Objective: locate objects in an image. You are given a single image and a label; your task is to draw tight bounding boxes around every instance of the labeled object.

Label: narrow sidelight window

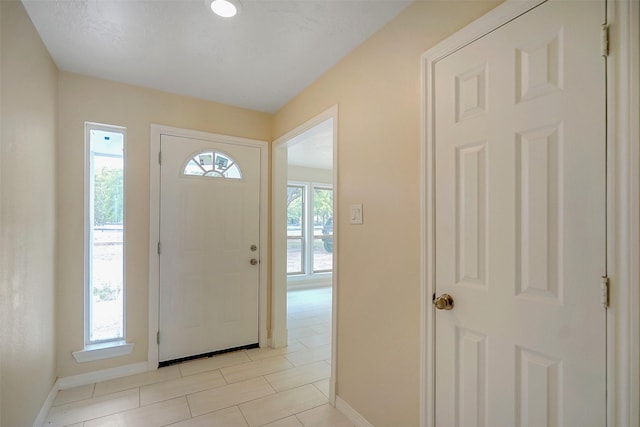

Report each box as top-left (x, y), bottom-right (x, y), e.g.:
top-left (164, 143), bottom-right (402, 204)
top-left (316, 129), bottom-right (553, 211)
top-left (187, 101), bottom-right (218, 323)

top-left (85, 123), bottom-right (126, 344)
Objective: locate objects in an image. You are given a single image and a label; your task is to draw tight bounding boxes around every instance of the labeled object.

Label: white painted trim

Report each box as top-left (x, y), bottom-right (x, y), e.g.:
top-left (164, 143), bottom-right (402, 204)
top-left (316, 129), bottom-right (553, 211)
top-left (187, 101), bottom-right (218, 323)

top-left (421, 0), bottom-right (545, 66)
top-left (271, 140), bottom-right (289, 349)
top-left (72, 341), bottom-right (134, 363)
top-left (57, 361), bottom-right (150, 390)
top-left (83, 122), bottom-right (128, 348)
top-left (329, 108), bottom-right (339, 407)
top-left (607, 0), bottom-right (640, 425)
top-left (148, 124), bottom-right (269, 367)
top-left (33, 381), bottom-right (59, 427)
top-left (335, 396), bottom-right (374, 427)
top-left (418, 1), bottom-right (639, 427)
top-left (272, 105), bottom-right (339, 406)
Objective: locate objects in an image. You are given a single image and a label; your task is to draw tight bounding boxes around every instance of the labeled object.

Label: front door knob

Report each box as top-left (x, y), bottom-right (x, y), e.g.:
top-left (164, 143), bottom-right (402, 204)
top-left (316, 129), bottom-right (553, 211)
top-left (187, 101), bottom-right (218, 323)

top-left (250, 258), bottom-right (258, 266)
top-left (433, 293), bottom-right (454, 310)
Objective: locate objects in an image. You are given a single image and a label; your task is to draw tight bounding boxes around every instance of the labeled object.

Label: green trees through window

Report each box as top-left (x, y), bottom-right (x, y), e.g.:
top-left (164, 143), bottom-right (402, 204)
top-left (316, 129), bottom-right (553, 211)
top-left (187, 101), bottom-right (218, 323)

top-left (94, 167), bottom-right (123, 226)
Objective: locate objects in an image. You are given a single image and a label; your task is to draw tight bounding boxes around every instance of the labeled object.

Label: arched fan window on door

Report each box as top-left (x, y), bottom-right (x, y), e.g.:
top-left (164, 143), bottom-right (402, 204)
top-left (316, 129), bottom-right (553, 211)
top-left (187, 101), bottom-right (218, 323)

top-left (183, 150), bottom-right (242, 179)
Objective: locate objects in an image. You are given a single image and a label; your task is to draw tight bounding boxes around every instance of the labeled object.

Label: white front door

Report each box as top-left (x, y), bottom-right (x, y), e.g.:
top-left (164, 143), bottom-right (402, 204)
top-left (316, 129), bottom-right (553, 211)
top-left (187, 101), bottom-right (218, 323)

top-left (159, 134), bottom-right (261, 363)
top-left (434, 1), bottom-right (606, 425)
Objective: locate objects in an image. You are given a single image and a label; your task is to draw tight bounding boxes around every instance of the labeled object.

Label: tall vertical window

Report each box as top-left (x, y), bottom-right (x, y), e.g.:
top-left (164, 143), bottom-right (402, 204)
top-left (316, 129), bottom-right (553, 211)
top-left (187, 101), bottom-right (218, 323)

top-left (287, 182), bottom-right (333, 277)
top-left (86, 123), bottom-right (125, 344)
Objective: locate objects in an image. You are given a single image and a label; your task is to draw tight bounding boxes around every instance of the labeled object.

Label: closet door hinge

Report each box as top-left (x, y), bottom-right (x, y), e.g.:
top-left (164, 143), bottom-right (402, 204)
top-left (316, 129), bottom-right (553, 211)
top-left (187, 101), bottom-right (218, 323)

top-left (601, 24), bottom-right (609, 57)
top-left (601, 276), bottom-right (610, 308)
top-left (158, 151), bottom-right (162, 165)
top-left (157, 331), bottom-right (160, 345)
top-left (157, 241), bottom-right (161, 255)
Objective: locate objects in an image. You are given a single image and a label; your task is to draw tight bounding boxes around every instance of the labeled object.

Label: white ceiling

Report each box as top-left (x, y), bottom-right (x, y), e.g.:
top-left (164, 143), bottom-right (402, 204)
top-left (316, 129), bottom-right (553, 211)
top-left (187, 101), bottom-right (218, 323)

top-left (22, 0), bottom-right (411, 113)
top-left (287, 117), bottom-right (333, 170)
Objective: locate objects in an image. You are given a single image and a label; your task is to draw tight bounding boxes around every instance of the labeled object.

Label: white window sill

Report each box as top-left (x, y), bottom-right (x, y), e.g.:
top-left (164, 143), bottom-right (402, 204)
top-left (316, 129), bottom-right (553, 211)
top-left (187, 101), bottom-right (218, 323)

top-left (72, 341), bottom-right (135, 363)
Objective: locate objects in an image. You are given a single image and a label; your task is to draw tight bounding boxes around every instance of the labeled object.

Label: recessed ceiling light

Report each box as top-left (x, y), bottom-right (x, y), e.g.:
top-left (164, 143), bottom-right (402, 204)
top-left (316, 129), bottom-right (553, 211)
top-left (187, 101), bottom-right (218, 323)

top-left (209, 0), bottom-right (239, 18)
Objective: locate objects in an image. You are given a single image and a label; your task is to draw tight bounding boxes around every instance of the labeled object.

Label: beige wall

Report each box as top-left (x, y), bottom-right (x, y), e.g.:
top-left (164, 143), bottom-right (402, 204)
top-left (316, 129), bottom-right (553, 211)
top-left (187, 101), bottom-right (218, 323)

top-left (0, 1), bottom-right (59, 425)
top-left (274, 2), bottom-right (499, 425)
top-left (57, 73), bottom-right (273, 377)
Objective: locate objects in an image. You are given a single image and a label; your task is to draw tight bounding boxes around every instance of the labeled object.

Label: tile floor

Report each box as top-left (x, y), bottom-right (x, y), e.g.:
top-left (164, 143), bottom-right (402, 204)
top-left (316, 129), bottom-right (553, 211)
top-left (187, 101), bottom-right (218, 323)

top-left (43, 287), bottom-right (352, 427)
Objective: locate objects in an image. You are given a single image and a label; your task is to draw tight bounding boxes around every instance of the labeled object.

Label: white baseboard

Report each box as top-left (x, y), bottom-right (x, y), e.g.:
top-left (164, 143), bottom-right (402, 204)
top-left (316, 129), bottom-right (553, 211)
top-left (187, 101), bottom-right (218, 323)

top-left (57, 361), bottom-right (151, 390)
top-left (336, 396), bottom-right (375, 427)
top-left (33, 381), bottom-right (59, 427)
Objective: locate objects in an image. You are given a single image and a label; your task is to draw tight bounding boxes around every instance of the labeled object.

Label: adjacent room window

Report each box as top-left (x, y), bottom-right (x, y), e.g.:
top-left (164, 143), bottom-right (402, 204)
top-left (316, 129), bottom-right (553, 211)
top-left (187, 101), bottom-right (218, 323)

top-left (312, 186), bottom-right (333, 273)
top-left (287, 185), bottom-right (305, 274)
top-left (287, 182), bottom-right (333, 276)
top-left (85, 123), bottom-right (126, 345)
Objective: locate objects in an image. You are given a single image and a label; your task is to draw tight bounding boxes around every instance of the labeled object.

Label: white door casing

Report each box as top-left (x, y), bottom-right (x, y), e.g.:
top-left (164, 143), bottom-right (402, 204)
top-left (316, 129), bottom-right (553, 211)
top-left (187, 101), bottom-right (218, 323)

top-left (148, 125), bottom-right (269, 367)
top-left (428, 0), bottom-right (606, 425)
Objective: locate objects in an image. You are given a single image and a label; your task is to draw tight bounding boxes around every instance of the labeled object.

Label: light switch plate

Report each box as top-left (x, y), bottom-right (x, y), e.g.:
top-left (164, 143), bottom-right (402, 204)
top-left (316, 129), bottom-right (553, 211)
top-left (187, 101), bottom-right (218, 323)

top-left (350, 204), bottom-right (363, 225)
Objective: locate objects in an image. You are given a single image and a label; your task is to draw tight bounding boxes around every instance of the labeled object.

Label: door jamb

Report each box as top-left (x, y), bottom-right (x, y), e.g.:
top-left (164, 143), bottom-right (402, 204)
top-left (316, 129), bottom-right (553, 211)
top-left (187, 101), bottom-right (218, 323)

top-left (606, 0), bottom-right (639, 425)
top-left (420, 0), bottom-right (639, 426)
top-left (271, 105), bottom-right (339, 404)
top-left (148, 124), bottom-right (269, 368)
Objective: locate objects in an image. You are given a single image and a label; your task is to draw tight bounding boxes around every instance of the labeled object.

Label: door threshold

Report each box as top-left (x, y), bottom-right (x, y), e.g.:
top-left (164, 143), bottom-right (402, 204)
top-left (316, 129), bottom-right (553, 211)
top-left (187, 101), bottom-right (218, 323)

top-left (158, 342), bottom-right (259, 368)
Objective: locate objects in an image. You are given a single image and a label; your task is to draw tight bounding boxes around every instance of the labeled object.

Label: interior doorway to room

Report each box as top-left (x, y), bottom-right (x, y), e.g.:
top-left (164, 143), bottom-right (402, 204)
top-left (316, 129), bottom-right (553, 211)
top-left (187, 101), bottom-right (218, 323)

top-left (271, 106), bottom-right (337, 402)
top-left (285, 118), bottom-right (334, 364)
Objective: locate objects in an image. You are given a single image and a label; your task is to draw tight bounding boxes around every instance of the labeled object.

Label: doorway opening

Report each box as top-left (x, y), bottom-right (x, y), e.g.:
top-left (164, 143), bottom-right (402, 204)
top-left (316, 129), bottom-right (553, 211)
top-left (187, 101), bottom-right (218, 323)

top-left (272, 106), bottom-right (338, 404)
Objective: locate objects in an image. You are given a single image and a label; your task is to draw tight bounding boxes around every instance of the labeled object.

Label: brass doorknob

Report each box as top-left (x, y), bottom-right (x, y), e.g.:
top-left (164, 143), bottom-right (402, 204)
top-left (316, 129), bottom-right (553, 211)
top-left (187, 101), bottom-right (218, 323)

top-left (433, 293), bottom-right (454, 310)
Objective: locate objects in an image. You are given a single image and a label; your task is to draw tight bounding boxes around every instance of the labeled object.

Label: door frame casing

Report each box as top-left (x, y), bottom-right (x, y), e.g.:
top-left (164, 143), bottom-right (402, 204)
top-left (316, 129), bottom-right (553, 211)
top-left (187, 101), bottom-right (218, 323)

top-left (148, 124), bottom-right (269, 368)
top-left (420, 0), bottom-right (640, 426)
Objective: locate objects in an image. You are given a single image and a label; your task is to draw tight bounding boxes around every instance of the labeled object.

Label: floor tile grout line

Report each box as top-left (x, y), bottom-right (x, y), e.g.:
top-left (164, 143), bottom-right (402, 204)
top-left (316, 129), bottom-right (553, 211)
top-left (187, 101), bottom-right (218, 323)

top-left (291, 400), bottom-right (332, 426)
top-left (177, 354), bottom-right (253, 378)
top-left (240, 384), bottom-right (329, 427)
top-left (139, 375), bottom-right (229, 408)
top-left (183, 381), bottom-right (278, 420)
top-left (237, 404), bottom-right (252, 427)
top-left (184, 390), bottom-right (195, 420)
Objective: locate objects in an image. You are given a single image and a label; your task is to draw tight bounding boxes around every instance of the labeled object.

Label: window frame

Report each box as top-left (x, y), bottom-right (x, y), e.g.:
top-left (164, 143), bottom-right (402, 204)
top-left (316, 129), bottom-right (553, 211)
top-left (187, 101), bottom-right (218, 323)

top-left (84, 122), bottom-right (127, 347)
top-left (311, 185), bottom-right (333, 274)
top-left (182, 150), bottom-right (243, 179)
top-left (287, 181), bottom-right (333, 279)
top-left (287, 184), bottom-right (306, 275)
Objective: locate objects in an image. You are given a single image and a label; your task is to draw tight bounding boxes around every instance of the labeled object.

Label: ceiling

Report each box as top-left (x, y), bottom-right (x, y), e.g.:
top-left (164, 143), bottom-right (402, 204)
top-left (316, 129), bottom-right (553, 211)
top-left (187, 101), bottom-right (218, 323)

top-left (22, 0), bottom-right (411, 113)
top-left (287, 118), bottom-right (333, 170)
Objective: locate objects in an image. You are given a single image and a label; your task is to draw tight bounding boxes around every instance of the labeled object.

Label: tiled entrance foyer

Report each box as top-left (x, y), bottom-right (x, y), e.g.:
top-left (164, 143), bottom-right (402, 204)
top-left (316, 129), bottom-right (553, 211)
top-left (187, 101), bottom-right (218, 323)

top-left (44, 287), bottom-right (352, 427)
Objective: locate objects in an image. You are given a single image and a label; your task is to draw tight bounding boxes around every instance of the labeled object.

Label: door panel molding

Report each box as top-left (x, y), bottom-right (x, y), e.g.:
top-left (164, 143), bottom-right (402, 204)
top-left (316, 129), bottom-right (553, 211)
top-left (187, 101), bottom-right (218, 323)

top-left (421, 0), bottom-right (639, 426)
top-left (148, 124), bottom-right (269, 369)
